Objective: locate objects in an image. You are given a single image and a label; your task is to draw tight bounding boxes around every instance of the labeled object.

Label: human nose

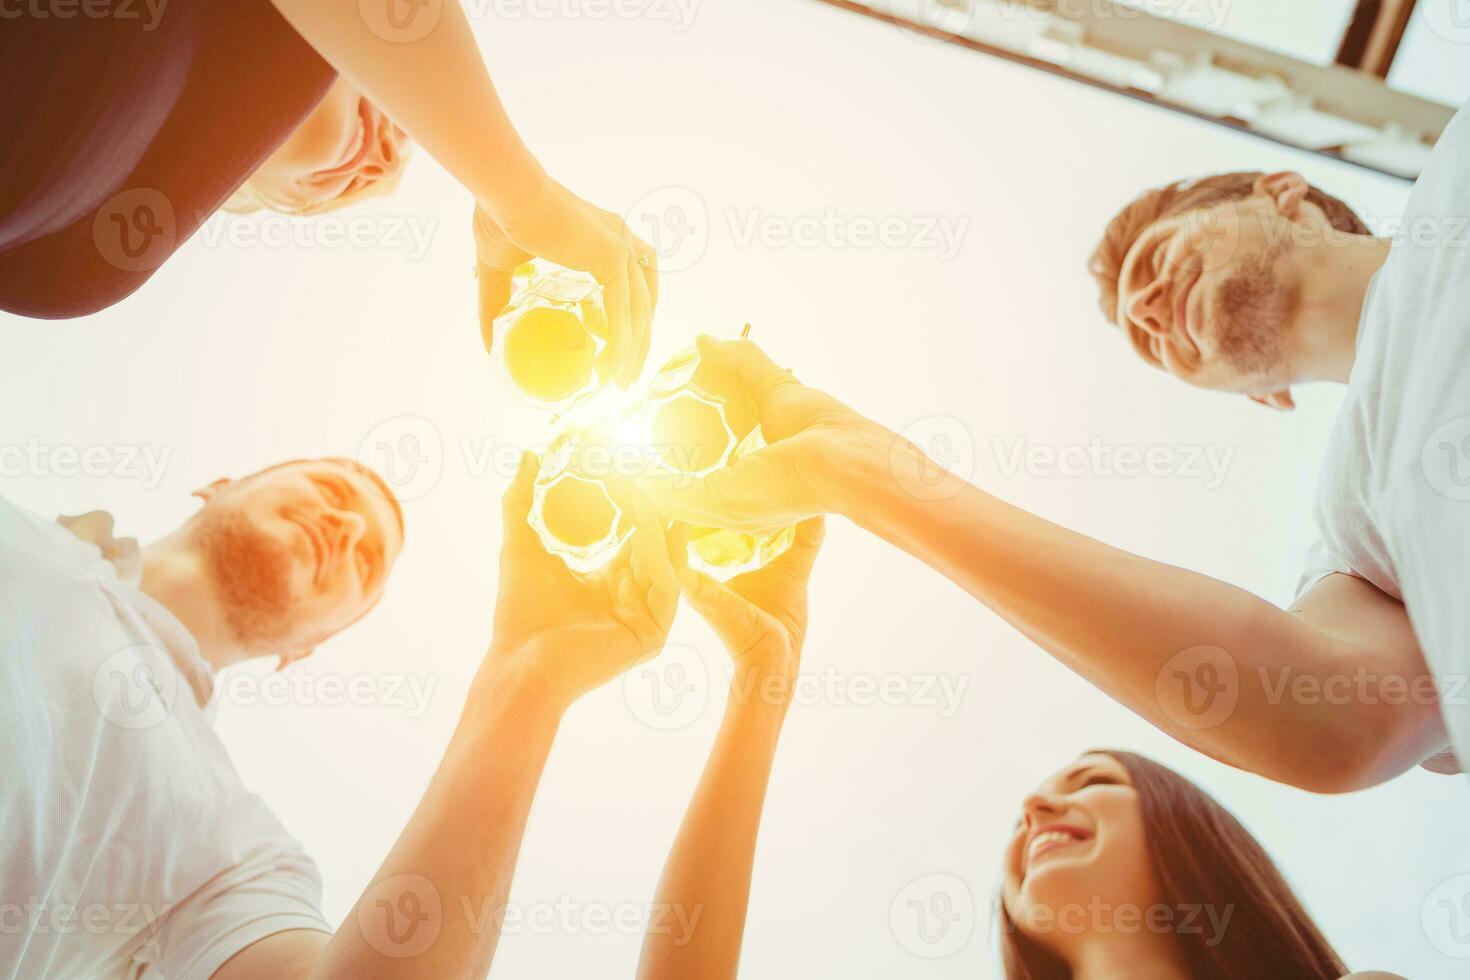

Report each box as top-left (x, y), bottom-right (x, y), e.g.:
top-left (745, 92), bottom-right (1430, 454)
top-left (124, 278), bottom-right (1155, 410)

top-left (1126, 276), bottom-right (1171, 339)
top-left (322, 508), bottom-right (366, 555)
top-left (1020, 790), bottom-right (1067, 830)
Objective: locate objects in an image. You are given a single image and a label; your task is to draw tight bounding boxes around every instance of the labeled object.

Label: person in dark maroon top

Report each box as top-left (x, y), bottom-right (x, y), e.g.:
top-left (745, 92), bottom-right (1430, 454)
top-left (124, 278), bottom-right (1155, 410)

top-left (0, 0), bottom-right (657, 383)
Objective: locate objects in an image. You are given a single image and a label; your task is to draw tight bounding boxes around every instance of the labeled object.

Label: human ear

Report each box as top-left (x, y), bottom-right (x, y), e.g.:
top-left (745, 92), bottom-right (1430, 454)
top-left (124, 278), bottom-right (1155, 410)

top-left (1254, 172), bottom-right (1309, 219)
top-left (192, 477), bottom-right (231, 503)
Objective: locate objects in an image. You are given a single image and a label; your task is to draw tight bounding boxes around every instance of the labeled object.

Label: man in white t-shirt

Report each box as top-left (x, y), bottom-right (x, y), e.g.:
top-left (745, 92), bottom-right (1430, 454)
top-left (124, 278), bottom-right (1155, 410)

top-left (0, 457), bottom-right (406, 978)
top-left (1086, 106), bottom-right (1470, 775)
top-left (3, 451), bottom-right (682, 980)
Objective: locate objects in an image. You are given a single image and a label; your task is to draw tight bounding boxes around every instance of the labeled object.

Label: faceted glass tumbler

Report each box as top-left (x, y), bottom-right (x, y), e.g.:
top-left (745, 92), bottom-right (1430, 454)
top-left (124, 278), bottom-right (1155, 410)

top-left (528, 424), bottom-right (632, 575)
top-left (638, 347), bottom-right (795, 581)
top-left (492, 263), bottom-right (610, 414)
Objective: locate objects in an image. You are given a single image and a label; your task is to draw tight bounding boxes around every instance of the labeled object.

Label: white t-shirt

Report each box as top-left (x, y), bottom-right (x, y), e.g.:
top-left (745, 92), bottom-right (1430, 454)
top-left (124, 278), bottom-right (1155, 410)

top-left (1298, 99), bottom-right (1470, 773)
top-left (0, 497), bottom-right (330, 980)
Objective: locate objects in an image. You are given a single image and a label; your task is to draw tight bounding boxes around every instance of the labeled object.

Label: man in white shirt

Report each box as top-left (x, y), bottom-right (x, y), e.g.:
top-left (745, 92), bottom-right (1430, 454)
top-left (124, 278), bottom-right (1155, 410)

top-left (0, 457), bottom-right (405, 978)
top-left (2, 451), bottom-right (681, 979)
top-left (1087, 104), bottom-right (1470, 776)
top-left (633, 106), bottom-right (1470, 794)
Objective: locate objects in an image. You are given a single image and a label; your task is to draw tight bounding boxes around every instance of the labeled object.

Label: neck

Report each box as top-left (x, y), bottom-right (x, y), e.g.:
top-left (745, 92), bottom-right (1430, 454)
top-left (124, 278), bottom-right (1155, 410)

top-left (140, 532), bottom-right (247, 672)
top-left (1288, 233), bottom-right (1392, 384)
top-left (1065, 928), bottom-right (1191, 980)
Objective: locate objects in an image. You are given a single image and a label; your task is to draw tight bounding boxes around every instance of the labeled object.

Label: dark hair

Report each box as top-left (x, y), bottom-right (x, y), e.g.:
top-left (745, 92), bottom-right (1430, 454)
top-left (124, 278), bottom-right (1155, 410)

top-left (998, 750), bottom-right (1347, 980)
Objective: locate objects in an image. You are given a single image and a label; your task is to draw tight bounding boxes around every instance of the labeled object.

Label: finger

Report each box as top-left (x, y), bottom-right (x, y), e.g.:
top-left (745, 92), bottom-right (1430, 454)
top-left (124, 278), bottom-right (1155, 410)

top-left (624, 250), bottom-right (652, 387)
top-left (477, 264), bottom-right (515, 351)
top-left (693, 334), bottom-right (795, 411)
top-left (629, 492), bottom-right (678, 621)
top-left (770, 516), bottom-right (826, 578)
top-left (600, 270), bottom-right (634, 388)
top-left (638, 453), bottom-right (800, 532)
top-left (501, 451), bottom-right (545, 553)
top-left (633, 233), bottom-right (660, 312)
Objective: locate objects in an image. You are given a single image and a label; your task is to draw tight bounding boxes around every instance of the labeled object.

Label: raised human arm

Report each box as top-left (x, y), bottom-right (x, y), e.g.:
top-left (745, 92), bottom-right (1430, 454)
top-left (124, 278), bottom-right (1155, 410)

top-left (214, 456), bottom-right (678, 979)
top-left (266, 0), bottom-right (656, 382)
top-left (640, 337), bottom-right (1447, 793)
top-left (637, 520), bottom-right (825, 980)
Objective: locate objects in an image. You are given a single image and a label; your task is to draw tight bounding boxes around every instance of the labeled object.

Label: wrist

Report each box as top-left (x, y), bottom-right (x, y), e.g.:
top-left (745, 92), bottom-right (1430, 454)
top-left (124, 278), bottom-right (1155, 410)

top-left (476, 160), bottom-right (554, 234)
top-left (728, 662), bottom-right (798, 713)
top-left (469, 641), bottom-right (572, 726)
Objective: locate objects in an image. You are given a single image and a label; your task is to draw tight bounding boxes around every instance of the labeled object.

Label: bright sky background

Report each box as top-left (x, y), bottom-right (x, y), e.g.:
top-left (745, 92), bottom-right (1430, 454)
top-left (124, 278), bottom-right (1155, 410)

top-left (3, 1), bottom-right (1469, 977)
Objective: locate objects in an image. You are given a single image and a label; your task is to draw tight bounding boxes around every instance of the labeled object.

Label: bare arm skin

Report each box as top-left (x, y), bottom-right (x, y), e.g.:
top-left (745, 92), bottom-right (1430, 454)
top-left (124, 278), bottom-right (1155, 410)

top-left (214, 458), bottom-right (679, 978)
top-left (267, 0), bottom-right (656, 383)
top-left (640, 336), bottom-right (1449, 794)
top-left (637, 520), bottom-right (825, 980)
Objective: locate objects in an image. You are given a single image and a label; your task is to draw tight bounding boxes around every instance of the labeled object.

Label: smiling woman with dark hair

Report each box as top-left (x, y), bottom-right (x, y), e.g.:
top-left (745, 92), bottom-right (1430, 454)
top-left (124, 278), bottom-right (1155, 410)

top-left (999, 751), bottom-right (1362, 980)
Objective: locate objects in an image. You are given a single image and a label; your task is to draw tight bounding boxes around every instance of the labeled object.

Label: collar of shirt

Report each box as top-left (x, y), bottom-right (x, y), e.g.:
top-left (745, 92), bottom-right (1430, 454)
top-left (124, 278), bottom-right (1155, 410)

top-left (57, 509), bottom-right (217, 711)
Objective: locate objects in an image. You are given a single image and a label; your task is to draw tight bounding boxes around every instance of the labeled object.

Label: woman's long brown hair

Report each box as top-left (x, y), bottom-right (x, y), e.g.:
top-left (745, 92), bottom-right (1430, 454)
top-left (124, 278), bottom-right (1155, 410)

top-left (999, 750), bottom-right (1348, 980)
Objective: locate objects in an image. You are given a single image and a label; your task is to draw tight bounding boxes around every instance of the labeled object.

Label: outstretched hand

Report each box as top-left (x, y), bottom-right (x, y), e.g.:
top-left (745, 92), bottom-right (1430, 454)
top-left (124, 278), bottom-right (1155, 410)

top-left (486, 452), bottom-right (679, 707)
top-left (475, 185), bottom-right (659, 388)
top-left (638, 335), bottom-right (882, 532)
top-left (673, 518), bottom-right (826, 687)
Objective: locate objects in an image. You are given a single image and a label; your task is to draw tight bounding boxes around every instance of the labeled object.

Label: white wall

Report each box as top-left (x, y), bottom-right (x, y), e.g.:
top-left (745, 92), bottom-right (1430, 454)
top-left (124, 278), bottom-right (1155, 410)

top-left (2, 1), bottom-right (1467, 977)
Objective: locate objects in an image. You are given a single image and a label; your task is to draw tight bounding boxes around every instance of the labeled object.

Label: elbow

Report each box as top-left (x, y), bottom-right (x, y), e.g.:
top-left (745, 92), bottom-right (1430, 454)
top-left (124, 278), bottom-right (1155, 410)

top-left (1266, 707), bottom-right (1425, 794)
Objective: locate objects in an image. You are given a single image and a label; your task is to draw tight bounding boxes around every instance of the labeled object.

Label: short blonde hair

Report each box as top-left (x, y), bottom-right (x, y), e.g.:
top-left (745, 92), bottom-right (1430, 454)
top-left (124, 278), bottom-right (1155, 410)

top-left (1089, 172), bottom-right (1369, 330)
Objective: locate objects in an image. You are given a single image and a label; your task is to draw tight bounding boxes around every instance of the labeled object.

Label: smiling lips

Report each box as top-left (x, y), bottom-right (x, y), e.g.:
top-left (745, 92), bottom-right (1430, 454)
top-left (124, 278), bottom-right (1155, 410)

top-left (1025, 825), bottom-right (1094, 873)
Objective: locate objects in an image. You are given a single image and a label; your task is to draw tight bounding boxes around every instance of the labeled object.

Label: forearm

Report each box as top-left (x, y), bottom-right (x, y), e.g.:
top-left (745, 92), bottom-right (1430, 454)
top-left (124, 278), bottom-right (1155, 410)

top-left (310, 655), bottom-right (563, 979)
top-left (833, 432), bottom-right (1416, 790)
top-left (638, 687), bottom-right (789, 980)
top-left (268, 0), bottom-right (545, 215)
